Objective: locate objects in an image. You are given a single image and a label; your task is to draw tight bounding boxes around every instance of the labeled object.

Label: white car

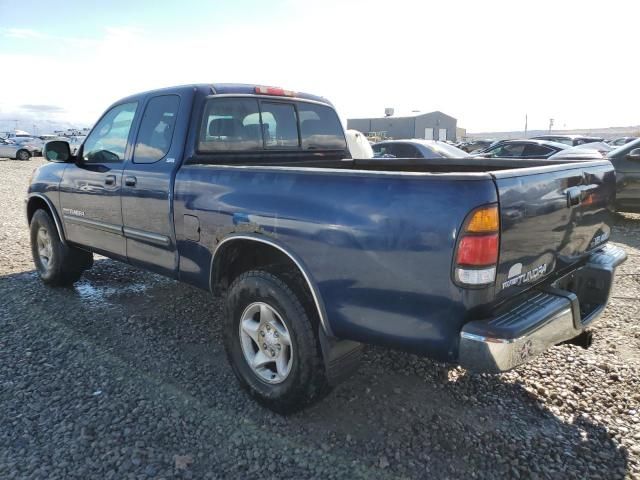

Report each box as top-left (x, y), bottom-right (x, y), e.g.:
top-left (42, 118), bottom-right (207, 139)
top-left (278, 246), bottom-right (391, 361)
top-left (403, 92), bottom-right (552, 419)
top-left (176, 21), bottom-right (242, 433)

top-left (0, 138), bottom-right (40, 160)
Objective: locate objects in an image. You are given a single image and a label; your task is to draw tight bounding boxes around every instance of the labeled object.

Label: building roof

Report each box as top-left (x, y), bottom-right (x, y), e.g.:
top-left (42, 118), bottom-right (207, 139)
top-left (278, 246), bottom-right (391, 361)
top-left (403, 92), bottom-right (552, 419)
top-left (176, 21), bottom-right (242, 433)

top-left (349, 110), bottom-right (456, 121)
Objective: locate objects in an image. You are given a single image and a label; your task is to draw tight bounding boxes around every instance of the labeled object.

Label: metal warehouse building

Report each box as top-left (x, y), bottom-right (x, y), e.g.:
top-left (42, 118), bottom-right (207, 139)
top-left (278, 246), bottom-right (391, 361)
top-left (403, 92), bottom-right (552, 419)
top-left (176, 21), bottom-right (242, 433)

top-left (347, 110), bottom-right (458, 141)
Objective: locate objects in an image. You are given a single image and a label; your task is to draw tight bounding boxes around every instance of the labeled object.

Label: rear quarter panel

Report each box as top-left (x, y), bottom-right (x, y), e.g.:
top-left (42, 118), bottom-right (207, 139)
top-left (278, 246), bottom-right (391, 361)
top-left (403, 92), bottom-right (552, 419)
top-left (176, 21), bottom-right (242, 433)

top-left (174, 165), bottom-right (498, 361)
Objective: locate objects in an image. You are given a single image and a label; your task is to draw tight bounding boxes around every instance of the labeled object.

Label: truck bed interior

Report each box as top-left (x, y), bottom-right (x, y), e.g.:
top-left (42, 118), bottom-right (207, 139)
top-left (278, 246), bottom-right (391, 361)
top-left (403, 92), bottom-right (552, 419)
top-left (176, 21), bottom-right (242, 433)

top-left (344, 157), bottom-right (600, 173)
top-left (189, 152), bottom-right (608, 175)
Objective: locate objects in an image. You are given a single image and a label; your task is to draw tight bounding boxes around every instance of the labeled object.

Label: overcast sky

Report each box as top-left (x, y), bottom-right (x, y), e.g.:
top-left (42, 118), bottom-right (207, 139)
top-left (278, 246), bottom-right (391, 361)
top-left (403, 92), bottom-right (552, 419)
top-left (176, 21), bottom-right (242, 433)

top-left (0, 0), bottom-right (638, 133)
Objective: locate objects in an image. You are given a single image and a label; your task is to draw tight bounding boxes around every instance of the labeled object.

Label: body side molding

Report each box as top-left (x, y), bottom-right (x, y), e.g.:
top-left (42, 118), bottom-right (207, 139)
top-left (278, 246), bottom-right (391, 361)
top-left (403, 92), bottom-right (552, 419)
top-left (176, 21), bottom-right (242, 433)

top-left (63, 214), bottom-right (123, 235)
top-left (123, 226), bottom-right (171, 247)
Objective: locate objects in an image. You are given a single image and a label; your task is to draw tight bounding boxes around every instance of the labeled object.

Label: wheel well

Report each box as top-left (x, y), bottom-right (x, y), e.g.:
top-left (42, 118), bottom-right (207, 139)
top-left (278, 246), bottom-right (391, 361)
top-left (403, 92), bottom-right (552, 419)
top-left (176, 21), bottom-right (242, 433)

top-left (211, 239), bottom-right (322, 327)
top-left (26, 197), bottom-right (65, 243)
top-left (26, 197), bottom-right (50, 224)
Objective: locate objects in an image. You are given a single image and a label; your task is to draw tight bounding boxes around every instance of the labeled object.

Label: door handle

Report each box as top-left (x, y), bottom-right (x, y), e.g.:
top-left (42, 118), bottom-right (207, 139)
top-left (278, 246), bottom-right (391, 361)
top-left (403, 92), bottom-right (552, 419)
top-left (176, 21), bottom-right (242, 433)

top-left (104, 175), bottom-right (116, 186)
top-left (566, 187), bottom-right (581, 207)
top-left (124, 176), bottom-right (137, 187)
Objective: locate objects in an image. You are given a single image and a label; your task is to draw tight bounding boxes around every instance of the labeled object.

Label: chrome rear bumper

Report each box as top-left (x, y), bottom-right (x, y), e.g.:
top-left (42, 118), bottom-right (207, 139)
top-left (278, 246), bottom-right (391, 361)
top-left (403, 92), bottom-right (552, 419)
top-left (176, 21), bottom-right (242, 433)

top-left (459, 244), bottom-right (626, 373)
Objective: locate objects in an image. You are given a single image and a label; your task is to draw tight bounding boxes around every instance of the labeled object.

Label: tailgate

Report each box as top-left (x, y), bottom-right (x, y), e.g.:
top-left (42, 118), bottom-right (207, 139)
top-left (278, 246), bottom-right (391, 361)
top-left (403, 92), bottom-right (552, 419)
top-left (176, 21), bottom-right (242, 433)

top-left (493, 160), bottom-right (616, 301)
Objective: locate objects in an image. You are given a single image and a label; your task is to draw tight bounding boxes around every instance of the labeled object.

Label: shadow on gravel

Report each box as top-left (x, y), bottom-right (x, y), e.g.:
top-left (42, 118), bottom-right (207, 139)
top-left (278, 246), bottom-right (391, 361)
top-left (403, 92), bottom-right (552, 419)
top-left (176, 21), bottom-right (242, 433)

top-left (0, 258), bottom-right (630, 479)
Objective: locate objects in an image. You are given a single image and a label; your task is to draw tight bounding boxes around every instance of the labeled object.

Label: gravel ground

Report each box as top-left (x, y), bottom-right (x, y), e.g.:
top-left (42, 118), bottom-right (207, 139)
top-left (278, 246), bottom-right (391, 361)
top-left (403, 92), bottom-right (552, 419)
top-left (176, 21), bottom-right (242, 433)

top-left (1, 157), bottom-right (639, 479)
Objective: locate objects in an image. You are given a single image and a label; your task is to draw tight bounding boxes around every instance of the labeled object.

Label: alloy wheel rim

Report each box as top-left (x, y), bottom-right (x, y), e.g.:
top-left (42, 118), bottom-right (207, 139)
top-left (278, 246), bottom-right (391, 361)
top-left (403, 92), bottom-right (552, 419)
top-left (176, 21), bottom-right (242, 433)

top-left (36, 227), bottom-right (53, 269)
top-left (238, 302), bottom-right (293, 384)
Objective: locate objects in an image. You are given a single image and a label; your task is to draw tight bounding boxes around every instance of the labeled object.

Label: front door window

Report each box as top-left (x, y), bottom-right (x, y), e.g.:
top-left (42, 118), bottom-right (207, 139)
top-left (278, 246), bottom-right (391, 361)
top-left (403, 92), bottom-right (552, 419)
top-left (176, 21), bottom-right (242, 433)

top-left (83, 102), bottom-right (138, 163)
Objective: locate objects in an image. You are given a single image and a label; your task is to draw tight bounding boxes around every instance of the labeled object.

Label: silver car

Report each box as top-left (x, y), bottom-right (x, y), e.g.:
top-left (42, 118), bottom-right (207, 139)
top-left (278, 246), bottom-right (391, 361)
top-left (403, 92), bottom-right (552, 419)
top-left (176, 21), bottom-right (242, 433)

top-left (0, 138), bottom-right (39, 160)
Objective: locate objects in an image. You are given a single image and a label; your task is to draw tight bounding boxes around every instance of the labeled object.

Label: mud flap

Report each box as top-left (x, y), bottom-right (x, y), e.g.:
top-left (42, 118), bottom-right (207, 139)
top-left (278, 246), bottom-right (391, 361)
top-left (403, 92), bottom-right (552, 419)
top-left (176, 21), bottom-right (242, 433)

top-left (318, 327), bottom-right (363, 387)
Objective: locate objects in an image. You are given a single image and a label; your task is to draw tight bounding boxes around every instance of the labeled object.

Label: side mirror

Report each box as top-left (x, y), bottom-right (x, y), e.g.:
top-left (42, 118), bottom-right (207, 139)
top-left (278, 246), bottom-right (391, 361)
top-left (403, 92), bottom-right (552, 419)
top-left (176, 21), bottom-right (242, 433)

top-left (626, 148), bottom-right (640, 161)
top-left (44, 140), bottom-right (73, 163)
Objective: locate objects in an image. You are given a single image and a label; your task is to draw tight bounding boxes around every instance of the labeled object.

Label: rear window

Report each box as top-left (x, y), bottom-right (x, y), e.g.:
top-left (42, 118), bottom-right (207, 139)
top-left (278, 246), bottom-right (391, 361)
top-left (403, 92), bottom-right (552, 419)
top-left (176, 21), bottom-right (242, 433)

top-left (261, 102), bottom-right (299, 148)
top-left (198, 97), bottom-right (346, 153)
top-left (199, 98), bottom-right (263, 152)
top-left (298, 103), bottom-right (346, 150)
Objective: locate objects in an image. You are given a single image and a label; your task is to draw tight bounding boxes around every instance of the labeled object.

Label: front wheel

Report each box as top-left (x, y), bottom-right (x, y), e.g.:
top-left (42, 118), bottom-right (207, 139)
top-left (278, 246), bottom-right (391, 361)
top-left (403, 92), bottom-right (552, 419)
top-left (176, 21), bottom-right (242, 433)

top-left (30, 209), bottom-right (93, 286)
top-left (224, 270), bottom-right (330, 413)
top-left (16, 149), bottom-right (31, 161)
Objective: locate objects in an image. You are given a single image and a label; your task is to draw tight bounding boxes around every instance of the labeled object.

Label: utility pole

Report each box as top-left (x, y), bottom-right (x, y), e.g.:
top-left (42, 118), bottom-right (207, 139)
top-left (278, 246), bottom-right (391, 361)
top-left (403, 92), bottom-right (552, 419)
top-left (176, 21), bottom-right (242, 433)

top-left (524, 114), bottom-right (528, 137)
top-left (548, 118), bottom-right (554, 134)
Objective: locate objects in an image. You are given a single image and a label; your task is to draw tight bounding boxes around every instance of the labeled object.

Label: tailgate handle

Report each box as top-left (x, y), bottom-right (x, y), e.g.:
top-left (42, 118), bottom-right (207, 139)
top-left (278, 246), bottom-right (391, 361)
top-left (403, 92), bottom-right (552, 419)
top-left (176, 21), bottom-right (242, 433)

top-left (566, 187), bottom-right (581, 207)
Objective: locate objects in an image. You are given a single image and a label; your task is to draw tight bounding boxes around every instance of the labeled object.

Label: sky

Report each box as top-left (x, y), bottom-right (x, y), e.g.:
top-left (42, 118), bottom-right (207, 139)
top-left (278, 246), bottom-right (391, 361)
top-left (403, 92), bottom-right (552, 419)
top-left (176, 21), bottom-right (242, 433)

top-left (0, 0), bottom-right (638, 134)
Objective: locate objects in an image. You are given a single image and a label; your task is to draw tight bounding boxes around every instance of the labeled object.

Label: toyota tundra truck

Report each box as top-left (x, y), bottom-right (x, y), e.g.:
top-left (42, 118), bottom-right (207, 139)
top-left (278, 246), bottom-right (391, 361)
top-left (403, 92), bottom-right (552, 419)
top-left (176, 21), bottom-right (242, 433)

top-left (28, 83), bottom-right (626, 412)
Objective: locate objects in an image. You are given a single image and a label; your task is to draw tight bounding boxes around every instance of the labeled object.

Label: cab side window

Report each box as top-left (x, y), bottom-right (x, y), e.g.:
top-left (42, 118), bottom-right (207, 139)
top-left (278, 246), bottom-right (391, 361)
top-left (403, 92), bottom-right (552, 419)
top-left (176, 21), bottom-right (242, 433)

top-left (393, 143), bottom-right (421, 158)
top-left (373, 144), bottom-right (396, 157)
top-left (83, 102), bottom-right (138, 163)
top-left (523, 144), bottom-right (554, 158)
top-left (491, 143), bottom-right (526, 157)
top-left (134, 95), bottom-right (180, 163)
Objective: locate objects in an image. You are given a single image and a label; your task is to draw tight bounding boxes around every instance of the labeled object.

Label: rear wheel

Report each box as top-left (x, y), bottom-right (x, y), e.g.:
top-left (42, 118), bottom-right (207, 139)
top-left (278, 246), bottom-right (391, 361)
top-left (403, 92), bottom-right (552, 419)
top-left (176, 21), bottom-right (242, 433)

top-left (30, 209), bottom-right (93, 286)
top-left (224, 270), bottom-right (330, 413)
top-left (16, 149), bottom-right (31, 161)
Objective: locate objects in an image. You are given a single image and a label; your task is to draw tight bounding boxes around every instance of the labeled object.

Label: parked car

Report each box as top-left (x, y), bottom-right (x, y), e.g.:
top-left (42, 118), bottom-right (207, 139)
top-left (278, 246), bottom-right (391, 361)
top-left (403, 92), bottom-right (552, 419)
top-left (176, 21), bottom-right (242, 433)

top-left (531, 135), bottom-right (604, 146)
top-left (607, 136), bottom-right (638, 147)
top-left (458, 139), bottom-right (495, 153)
top-left (606, 137), bottom-right (640, 213)
top-left (372, 139), bottom-right (469, 158)
top-left (12, 136), bottom-right (44, 156)
top-left (474, 139), bottom-right (568, 159)
top-left (29, 83), bottom-right (625, 412)
top-left (0, 138), bottom-right (39, 160)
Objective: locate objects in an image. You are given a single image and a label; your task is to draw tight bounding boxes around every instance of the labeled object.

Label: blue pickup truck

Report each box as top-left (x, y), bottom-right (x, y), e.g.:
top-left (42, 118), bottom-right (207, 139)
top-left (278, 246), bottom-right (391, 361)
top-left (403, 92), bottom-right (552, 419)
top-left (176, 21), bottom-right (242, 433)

top-left (29, 84), bottom-right (626, 412)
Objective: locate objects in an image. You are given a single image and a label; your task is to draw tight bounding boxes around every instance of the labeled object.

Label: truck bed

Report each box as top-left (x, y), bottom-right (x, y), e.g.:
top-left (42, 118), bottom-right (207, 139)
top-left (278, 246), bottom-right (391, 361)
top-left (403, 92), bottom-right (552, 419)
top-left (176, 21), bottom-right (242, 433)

top-left (176, 155), bottom-right (614, 360)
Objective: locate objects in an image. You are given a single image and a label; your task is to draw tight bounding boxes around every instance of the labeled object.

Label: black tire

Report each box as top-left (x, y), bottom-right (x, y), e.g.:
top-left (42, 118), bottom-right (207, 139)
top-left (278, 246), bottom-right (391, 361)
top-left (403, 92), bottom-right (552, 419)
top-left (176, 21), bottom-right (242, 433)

top-left (30, 209), bottom-right (93, 286)
top-left (224, 270), bottom-right (330, 413)
top-left (16, 149), bottom-right (31, 161)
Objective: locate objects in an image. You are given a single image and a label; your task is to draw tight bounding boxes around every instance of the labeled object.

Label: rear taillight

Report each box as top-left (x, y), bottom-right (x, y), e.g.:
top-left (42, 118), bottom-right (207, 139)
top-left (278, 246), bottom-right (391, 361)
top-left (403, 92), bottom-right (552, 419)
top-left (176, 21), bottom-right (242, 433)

top-left (454, 205), bottom-right (500, 287)
top-left (457, 234), bottom-right (499, 265)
